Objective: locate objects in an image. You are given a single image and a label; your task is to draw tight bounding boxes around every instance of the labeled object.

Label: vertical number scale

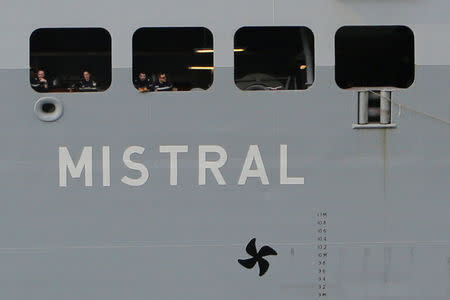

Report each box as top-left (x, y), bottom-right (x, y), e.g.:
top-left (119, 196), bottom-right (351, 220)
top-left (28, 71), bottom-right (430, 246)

top-left (316, 212), bottom-right (328, 298)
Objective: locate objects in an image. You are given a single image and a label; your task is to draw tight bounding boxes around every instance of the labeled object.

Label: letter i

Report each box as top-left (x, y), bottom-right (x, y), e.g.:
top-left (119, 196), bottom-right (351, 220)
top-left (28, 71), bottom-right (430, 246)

top-left (103, 146), bottom-right (110, 187)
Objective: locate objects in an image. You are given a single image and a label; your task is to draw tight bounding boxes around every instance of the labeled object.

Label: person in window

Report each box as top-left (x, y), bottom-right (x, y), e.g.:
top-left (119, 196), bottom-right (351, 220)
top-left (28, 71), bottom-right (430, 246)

top-left (31, 69), bottom-right (49, 92)
top-left (77, 70), bottom-right (98, 92)
top-left (134, 72), bottom-right (154, 93)
top-left (154, 73), bottom-right (173, 91)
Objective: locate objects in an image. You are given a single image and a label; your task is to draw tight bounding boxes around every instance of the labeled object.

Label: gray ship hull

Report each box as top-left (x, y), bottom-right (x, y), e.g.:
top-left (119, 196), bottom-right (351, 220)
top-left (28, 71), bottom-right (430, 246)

top-left (0, 66), bottom-right (449, 299)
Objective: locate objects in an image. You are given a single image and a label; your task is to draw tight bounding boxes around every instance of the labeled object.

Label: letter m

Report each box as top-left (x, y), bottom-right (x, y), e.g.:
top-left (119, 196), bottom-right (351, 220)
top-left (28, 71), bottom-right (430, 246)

top-left (59, 146), bottom-right (93, 187)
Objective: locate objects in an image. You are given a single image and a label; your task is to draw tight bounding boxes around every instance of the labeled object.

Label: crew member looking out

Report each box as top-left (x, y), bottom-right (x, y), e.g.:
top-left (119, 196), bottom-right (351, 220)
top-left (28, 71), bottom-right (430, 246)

top-left (134, 72), bottom-right (154, 92)
top-left (154, 73), bottom-right (173, 91)
top-left (31, 69), bottom-right (49, 92)
top-left (77, 70), bottom-right (98, 92)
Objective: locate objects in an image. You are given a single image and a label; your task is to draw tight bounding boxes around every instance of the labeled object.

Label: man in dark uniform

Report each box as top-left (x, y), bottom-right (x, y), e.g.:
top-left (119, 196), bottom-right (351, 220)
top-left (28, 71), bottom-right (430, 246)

top-left (78, 70), bottom-right (98, 92)
top-left (134, 72), bottom-right (153, 93)
top-left (154, 73), bottom-right (174, 91)
top-left (30, 69), bottom-right (49, 92)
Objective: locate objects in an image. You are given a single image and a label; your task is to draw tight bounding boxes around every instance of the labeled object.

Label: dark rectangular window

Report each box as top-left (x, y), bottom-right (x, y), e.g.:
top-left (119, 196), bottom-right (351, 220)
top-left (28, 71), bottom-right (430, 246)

top-left (335, 26), bottom-right (414, 89)
top-left (234, 26), bottom-right (314, 91)
top-left (132, 27), bottom-right (213, 92)
top-left (30, 28), bottom-right (111, 93)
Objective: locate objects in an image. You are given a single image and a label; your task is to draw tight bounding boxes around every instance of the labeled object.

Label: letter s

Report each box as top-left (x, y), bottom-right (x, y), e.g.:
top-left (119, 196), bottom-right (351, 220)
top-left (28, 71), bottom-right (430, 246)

top-left (121, 146), bottom-right (149, 186)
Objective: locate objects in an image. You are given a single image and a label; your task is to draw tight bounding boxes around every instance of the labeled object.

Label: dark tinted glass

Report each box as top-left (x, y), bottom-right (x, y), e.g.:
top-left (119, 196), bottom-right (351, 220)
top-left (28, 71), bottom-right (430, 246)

top-left (335, 26), bottom-right (414, 89)
top-left (30, 28), bottom-right (111, 93)
top-left (133, 27), bottom-right (213, 92)
top-left (234, 27), bottom-right (314, 91)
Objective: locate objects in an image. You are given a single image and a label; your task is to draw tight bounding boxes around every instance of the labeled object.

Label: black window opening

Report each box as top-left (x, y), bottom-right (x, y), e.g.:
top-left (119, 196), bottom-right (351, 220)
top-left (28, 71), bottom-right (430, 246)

top-left (234, 26), bottom-right (314, 91)
top-left (133, 27), bottom-right (213, 92)
top-left (335, 26), bottom-right (415, 89)
top-left (30, 28), bottom-right (111, 93)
